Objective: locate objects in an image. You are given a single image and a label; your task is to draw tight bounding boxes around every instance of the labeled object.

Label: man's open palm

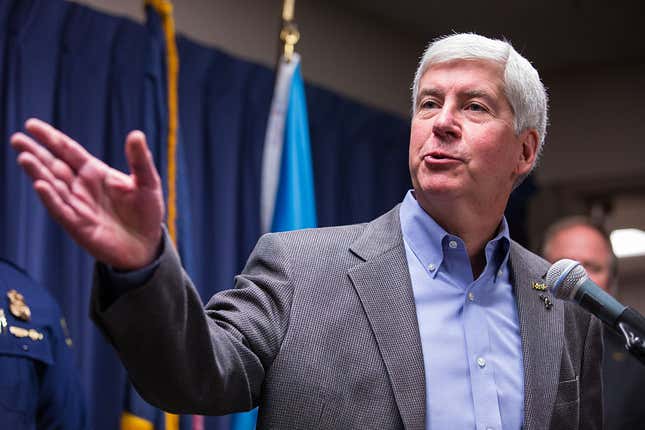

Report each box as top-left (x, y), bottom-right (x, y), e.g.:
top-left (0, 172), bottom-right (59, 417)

top-left (11, 118), bottom-right (165, 270)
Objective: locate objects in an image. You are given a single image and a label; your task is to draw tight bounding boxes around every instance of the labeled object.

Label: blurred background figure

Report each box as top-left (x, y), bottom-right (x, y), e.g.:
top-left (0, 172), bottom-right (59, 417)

top-left (542, 216), bottom-right (645, 430)
top-left (0, 259), bottom-right (87, 430)
top-left (542, 217), bottom-right (618, 293)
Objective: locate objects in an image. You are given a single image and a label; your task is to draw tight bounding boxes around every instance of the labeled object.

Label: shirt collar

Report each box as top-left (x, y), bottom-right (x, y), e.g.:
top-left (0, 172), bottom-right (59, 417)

top-left (399, 190), bottom-right (511, 280)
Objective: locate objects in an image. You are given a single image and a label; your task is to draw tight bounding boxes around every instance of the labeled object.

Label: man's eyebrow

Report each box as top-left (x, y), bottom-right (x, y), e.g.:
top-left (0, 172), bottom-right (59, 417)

top-left (417, 88), bottom-right (443, 100)
top-left (415, 88), bottom-right (443, 107)
top-left (416, 88), bottom-right (497, 102)
top-left (463, 89), bottom-right (495, 100)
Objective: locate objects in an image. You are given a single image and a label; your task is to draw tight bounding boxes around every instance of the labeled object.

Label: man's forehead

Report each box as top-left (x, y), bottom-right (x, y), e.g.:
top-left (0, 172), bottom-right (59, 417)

top-left (556, 224), bottom-right (606, 242)
top-left (418, 59), bottom-right (505, 94)
top-left (550, 225), bottom-right (612, 257)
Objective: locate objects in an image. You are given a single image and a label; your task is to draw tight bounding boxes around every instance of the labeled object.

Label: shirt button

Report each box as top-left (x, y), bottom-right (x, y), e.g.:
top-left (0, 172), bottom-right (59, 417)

top-left (428, 263), bottom-right (436, 272)
top-left (477, 357), bottom-right (486, 368)
top-left (467, 292), bottom-right (475, 301)
top-left (448, 240), bottom-right (458, 249)
top-left (498, 269), bottom-right (503, 277)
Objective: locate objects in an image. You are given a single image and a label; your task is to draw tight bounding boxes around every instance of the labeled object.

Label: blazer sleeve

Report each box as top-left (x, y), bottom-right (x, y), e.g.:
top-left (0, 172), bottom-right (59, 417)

top-left (580, 314), bottom-right (603, 429)
top-left (90, 229), bottom-right (295, 415)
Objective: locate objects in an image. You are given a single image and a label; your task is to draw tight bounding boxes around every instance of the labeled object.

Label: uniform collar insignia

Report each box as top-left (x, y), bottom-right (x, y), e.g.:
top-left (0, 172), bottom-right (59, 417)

top-left (7, 289), bottom-right (31, 322)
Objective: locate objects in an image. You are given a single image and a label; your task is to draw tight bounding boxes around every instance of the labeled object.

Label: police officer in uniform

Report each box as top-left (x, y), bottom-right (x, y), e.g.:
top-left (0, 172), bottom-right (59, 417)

top-left (0, 259), bottom-right (87, 429)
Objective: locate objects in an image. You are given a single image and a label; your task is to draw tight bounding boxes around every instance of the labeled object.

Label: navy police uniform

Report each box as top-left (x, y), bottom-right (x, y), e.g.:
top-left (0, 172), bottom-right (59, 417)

top-left (0, 259), bottom-right (86, 429)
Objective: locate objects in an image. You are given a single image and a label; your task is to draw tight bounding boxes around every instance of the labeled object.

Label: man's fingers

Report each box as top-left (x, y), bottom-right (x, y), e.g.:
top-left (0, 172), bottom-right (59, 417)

top-left (17, 151), bottom-right (58, 185)
top-left (24, 118), bottom-right (91, 172)
top-left (19, 152), bottom-right (95, 221)
top-left (33, 180), bottom-right (80, 230)
top-left (125, 130), bottom-right (160, 189)
top-left (12, 131), bottom-right (75, 186)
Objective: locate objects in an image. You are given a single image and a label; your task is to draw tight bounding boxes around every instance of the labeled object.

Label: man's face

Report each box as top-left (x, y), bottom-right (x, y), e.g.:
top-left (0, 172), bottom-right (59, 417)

top-left (544, 225), bottom-right (614, 292)
top-left (409, 59), bottom-right (536, 208)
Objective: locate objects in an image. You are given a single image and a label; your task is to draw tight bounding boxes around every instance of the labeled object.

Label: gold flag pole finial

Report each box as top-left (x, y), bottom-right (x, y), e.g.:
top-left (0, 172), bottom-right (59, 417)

top-left (282, 0), bottom-right (295, 21)
top-left (280, 0), bottom-right (299, 62)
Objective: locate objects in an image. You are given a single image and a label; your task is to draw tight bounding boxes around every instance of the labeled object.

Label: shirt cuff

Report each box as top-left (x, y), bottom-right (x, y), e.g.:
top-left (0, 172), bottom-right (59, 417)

top-left (101, 235), bottom-right (165, 299)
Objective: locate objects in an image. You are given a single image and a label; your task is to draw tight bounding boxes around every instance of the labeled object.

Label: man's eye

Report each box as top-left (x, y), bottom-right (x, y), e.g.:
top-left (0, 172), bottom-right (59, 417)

top-left (420, 100), bottom-right (439, 110)
top-left (466, 103), bottom-right (486, 112)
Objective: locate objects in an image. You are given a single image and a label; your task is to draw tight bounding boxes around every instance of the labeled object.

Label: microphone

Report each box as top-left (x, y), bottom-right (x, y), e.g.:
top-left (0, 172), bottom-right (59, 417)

top-left (546, 259), bottom-right (645, 337)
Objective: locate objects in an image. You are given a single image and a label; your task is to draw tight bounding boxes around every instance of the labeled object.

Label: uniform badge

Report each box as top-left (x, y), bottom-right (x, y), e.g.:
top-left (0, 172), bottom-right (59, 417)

top-left (7, 289), bottom-right (31, 322)
top-left (9, 325), bottom-right (44, 341)
top-left (532, 282), bottom-right (548, 291)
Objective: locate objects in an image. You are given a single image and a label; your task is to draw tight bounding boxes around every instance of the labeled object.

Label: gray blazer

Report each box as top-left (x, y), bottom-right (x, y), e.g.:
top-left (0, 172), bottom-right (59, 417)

top-left (91, 205), bottom-right (602, 429)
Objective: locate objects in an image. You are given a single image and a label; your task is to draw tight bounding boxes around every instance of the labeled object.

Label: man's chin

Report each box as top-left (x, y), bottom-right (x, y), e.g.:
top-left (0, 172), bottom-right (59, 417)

top-left (414, 179), bottom-right (464, 197)
top-left (413, 185), bottom-right (467, 206)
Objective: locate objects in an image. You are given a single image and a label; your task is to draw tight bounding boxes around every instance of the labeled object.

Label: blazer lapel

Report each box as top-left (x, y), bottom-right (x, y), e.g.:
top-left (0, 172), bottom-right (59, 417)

top-left (347, 206), bottom-right (426, 430)
top-left (510, 242), bottom-right (564, 430)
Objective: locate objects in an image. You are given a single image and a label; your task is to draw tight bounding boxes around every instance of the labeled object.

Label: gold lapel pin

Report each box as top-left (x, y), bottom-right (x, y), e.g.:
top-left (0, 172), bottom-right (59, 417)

top-left (7, 289), bottom-right (31, 322)
top-left (532, 282), bottom-right (547, 291)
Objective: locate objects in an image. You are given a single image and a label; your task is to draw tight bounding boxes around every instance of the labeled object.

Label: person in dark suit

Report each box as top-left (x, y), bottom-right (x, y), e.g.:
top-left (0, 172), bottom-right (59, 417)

top-left (543, 216), bottom-right (645, 430)
top-left (11, 33), bottom-right (602, 429)
top-left (0, 259), bottom-right (87, 430)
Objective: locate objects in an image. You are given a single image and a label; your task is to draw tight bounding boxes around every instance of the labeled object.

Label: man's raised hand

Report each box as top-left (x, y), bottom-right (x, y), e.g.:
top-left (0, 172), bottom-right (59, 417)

top-left (11, 118), bottom-right (165, 270)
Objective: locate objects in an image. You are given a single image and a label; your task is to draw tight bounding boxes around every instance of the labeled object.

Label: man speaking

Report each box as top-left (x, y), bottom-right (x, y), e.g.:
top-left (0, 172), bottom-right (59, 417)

top-left (11, 33), bottom-right (601, 429)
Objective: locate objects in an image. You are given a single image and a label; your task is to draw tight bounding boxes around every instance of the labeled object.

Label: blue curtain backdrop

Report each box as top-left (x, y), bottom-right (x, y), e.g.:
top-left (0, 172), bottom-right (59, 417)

top-left (0, 1), bottom-right (535, 429)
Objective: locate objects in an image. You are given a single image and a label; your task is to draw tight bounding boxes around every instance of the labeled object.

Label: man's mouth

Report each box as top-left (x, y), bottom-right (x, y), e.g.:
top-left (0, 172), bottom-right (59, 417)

top-left (424, 152), bottom-right (461, 162)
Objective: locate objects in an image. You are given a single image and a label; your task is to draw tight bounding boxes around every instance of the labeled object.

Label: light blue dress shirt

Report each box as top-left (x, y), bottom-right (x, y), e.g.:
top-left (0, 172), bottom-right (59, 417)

top-left (399, 191), bottom-right (523, 430)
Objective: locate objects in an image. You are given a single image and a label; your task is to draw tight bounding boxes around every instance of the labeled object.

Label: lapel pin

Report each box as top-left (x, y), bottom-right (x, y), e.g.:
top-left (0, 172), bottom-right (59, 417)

top-left (532, 282), bottom-right (547, 291)
top-left (538, 293), bottom-right (553, 310)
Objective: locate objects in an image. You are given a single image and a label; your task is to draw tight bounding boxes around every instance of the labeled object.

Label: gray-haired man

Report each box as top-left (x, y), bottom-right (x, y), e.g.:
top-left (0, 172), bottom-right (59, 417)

top-left (12, 33), bottom-right (601, 429)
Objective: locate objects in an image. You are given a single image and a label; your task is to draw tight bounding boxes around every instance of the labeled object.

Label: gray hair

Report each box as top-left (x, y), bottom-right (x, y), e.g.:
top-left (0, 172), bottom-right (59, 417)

top-left (411, 33), bottom-right (548, 179)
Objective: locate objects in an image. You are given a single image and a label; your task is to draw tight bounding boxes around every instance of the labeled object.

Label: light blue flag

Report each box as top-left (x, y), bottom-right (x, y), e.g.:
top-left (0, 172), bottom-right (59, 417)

top-left (232, 54), bottom-right (316, 430)
top-left (270, 57), bottom-right (317, 232)
top-left (260, 53), bottom-right (317, 235)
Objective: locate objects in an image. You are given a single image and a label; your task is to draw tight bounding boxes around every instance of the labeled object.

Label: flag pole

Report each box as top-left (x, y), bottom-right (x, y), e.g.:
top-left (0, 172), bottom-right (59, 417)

top-left (280, 0), bottom-right (300, 62)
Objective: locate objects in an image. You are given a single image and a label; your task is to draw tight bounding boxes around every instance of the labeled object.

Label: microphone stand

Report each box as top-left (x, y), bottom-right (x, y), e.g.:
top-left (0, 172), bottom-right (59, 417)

top-left (618, 322), bottom-right (645, 365)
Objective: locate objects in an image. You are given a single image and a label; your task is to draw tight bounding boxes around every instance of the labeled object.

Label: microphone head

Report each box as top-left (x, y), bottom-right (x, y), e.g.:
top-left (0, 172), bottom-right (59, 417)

top-left (546, 259), bottom-right (588, 300)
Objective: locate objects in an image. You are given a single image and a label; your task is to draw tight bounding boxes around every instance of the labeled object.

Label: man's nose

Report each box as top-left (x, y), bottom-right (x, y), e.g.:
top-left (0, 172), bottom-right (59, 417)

top-left (432, 105), bottom-right (461, 140)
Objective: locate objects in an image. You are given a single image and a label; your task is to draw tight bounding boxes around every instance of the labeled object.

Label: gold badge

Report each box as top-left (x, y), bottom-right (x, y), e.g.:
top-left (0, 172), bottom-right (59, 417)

top-left (9, 326), bottom-right (43, 341)
top-left (7, 289), bottom-right (31, 322)
top-left (532, 282), bottom-right (548, 291)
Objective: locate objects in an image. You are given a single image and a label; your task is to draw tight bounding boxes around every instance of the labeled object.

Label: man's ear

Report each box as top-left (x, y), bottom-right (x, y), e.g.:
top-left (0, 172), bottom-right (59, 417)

top-left (516, 128), bottom-right (539, 176)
